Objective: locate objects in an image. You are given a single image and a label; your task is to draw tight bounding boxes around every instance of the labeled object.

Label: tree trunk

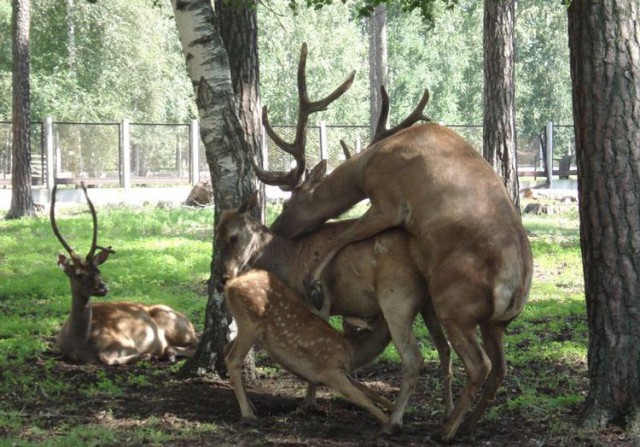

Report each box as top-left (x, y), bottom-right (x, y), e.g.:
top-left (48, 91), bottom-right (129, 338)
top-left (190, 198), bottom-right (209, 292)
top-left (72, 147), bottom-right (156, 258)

top-left (6, 0), bottom-right (35, 220)
top-left (213, 0), bottom-right (263, 381)
top-left (368, 5), bottom-right (388, 140)
top-left (215, 0), bottom-right (264, 223)
top-left (172, 0), bottom-right (257, 377)
top-left (568, 1), bottom-right (640, 439)
top-left (482, 0), bottom-right (520, 211)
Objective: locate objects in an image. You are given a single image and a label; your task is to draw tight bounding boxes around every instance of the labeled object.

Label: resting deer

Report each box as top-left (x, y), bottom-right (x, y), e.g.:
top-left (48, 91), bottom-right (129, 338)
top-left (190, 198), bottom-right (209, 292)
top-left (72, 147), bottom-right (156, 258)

top-left (223, 269), bottom-right (395, 425)
top-left (216, 192), bottom-right (453, 430)
top-left (254, 44), bottom-right (533, 441)
top-left (52, 183), bottom-right (200, 365)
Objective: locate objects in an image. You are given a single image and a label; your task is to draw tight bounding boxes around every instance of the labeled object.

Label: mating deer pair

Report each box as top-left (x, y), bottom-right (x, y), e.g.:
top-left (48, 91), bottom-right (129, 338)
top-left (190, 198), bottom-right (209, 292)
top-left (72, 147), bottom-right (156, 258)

top-left (52, 183), bottom-right (199, 365)
top-left (220, 43), bottom-right (532, 442)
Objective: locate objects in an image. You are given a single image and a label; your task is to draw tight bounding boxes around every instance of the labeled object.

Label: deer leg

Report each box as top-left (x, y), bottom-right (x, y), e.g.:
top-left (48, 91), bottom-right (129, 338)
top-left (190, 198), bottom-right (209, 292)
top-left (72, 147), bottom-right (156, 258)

top-left (300, 383), bottom-right (318, 410)
top-left (439, 320), bottom-right (491, 442)
top-left (461, 321), bottom-right (508, 433)
top-left (348, 377), bottom-right (395, 411)
top-left (322, 373), bottom-right (390, 426)
top-left (304, 204), bottom-right (406, 307)
top-left (99, 346), bottom-right (150, 365)
top-left (377, 295), bottom-right (423, 432)
top-left (420, 301), bottom-right (453, 417)
top-left (225, 334), bottom-right (259, 419)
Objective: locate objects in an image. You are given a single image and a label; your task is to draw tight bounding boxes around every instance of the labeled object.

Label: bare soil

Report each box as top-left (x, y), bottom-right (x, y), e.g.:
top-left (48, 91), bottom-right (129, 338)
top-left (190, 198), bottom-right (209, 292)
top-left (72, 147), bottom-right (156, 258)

top-left (3, 347), bottom-right (633, 447)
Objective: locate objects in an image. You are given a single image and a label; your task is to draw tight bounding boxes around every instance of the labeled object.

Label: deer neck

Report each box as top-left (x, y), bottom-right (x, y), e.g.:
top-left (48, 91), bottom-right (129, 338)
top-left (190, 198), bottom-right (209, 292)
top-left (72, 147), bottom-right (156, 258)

top-left (251, 231), bottom-right (297, 285)
top-left (67, 281), bottom-right (93, 342)
top-left (312, 161), bottom-right (365, 218)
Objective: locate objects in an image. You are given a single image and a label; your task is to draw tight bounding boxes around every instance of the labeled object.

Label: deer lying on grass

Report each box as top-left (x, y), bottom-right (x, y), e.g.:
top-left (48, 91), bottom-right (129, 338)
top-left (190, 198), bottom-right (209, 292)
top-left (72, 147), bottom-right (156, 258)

top-left (52, 183), bottom-right (199, 365)
top-left (255, 44), bottom-right (533, 441)
top-left (216, 192), bottom-right (453, 430)
top-left (223, 268), bottom-right (395, 425)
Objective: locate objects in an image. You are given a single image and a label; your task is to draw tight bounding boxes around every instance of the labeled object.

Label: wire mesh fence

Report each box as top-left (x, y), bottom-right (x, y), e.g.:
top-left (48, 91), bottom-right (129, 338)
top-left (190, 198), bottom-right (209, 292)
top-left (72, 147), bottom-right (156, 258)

top-left (0, 120), bottom-right (574, 189)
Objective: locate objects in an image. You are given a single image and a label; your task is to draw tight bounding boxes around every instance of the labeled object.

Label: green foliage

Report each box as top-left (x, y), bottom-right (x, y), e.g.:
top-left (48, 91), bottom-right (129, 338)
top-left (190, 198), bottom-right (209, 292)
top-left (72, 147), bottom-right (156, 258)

top-left (0, 0), bottom-right (196, 122)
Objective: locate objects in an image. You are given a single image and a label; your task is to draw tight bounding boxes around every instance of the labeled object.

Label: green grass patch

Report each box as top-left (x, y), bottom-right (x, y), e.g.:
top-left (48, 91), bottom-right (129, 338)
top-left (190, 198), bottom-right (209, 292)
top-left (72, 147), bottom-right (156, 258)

top-left (0, 202), bottom-right (593, 445)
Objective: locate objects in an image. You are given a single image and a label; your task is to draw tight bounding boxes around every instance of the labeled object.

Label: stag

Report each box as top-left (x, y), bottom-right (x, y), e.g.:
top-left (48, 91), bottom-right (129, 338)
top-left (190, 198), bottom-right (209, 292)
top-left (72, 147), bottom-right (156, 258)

top-left (52, 183), bottom-right (199, 365)
top-left (216, 192), bottom-right (453, 430)
top-left (255, 45), bottom-right (533, 441)
top-left (224, 269), bottom-right (395, 425)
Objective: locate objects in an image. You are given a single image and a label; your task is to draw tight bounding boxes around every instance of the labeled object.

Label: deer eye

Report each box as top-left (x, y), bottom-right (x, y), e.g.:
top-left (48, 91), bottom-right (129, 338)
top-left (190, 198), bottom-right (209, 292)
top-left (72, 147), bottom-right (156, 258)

top-left (229, 234), bottom-right (239, 244)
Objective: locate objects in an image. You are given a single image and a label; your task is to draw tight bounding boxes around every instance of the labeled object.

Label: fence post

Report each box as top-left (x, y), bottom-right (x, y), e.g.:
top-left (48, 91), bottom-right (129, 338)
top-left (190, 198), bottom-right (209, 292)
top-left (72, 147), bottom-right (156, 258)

top-left (319, 121), bottom-right (328, 161)
top-left (545, 121), bottom-right (554, 187)
top-left (261, 124), bottom-right (268, 170)
top-left (44, 117), bottom-right (54, 200)
top-left (121, 118), bottom-right (131, 191)
top-left (190, 119), bottom-right (199, 185)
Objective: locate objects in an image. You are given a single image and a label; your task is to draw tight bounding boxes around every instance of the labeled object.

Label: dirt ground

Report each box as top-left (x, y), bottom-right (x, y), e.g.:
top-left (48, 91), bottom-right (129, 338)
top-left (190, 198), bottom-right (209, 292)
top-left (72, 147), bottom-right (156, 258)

top-left (6, 348), bottom-right (633, 447)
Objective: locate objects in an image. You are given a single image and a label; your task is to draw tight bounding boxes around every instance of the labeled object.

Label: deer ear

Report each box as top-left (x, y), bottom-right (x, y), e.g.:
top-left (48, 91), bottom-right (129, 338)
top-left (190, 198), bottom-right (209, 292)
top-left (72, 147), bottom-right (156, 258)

top-left (57, 254), bottom-right (68, 270)
top-left (93, 248), bottom-right (112, 266)
top-left (238, 190), bottom-right (259, 214)
top-left (307, 160), bottom-right (327, 186)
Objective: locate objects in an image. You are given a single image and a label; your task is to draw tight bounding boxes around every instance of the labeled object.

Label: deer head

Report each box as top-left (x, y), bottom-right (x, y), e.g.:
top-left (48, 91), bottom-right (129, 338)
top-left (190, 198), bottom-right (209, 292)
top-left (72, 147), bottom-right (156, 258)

top-left (252, 42), bottom-right (355, 192)
top-left (266, 88), bottom-right (430, 238)
top-left (51, 183), bottom-right (115, 300)
top-left (215, 191), bottom-right (264, 285)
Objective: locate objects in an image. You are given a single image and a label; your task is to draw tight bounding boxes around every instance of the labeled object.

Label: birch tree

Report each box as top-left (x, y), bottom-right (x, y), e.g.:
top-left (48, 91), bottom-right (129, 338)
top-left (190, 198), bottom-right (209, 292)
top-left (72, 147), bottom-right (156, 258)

top-left (172, 0), bottom-right (259, 375)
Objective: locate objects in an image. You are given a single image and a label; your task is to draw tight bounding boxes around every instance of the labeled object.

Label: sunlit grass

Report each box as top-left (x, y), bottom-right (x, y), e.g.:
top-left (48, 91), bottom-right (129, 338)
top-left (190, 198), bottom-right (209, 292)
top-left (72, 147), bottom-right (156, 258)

top-left (0, 201), bottom-right (588, 445)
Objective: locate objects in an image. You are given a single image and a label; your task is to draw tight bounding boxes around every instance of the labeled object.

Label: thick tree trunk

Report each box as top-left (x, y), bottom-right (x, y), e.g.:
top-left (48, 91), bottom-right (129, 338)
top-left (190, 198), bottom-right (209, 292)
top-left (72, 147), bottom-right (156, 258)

top-left (568, 1), bottom-right (640, 440)
top-left (482, 0), bottom-right (520, 211)
top-left (172, 0), bottom-right (256, 377)
top-left (6, 0), bottom-right (35, 220)
top-left (368, 5), bottom-right (388, 140)
top-left (214, 0), bottom-right (262, 381)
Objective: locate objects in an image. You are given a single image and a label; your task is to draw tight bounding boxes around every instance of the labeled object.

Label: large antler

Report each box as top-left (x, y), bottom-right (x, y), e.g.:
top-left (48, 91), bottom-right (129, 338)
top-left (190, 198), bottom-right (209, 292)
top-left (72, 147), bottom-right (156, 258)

top-left (370, 86), bottom-right (431, 146)
top-left (254, 42), bottom-right (356, 190)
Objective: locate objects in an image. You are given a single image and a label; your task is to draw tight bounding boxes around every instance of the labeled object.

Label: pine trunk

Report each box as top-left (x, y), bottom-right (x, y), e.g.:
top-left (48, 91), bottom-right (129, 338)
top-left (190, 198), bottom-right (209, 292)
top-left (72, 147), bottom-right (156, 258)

top-left (368, 5), bottom-right (388, 139)
top-left (568, 0), bottom-right (640, 439)
top-left (482, 0), bottom-right (520, 210)
top-left (7, 0), bottom-right (35, 219)
top-left (172, 0), bottom-right (256, 376)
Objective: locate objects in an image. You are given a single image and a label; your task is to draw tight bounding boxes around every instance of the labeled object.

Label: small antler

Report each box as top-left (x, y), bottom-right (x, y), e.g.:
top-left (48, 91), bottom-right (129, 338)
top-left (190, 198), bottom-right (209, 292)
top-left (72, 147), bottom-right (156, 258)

top-left (50, 184), bottom-right (76, 259)
top-left (339, 140), bottom-right (352, 160)
top-left (50, 182), bottom-right (103, 265)
top-left (80, 182), bottom-right (99, 262)
top-left (256, 42), bottom-right (356, 190)
top-left (370, 86), bottom-right (431, 146)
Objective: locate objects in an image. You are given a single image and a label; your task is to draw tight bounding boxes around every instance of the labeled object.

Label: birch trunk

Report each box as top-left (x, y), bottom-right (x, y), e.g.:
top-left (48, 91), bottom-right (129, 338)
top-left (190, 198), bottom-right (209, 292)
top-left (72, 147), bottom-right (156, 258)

top-left (172, 0), bottom-right (257, 376)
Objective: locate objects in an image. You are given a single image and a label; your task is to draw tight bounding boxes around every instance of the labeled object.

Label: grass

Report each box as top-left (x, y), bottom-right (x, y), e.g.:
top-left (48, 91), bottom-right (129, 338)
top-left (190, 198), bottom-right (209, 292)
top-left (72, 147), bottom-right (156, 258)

top-left (0, 201), bottom-right (597, 445)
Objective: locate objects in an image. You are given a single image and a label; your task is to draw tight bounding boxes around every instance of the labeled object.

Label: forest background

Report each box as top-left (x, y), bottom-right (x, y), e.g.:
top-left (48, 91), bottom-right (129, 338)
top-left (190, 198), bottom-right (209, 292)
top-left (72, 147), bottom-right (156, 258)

top-left (0, 0), bottom-right (572, 153)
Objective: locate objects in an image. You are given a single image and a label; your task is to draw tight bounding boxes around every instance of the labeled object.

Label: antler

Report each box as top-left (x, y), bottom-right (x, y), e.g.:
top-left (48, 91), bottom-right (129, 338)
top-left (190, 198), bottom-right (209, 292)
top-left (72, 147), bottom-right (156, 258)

top-left (370, 86), bottom-right (431, 146)
top-left (50, 184), bottom-right (76, 259)
top-left (80, 182), bottom-right (99, 262)
top-left (50, 182), bottom-right (103, 264)
top-left (255, 42), bottom-right (356, 190)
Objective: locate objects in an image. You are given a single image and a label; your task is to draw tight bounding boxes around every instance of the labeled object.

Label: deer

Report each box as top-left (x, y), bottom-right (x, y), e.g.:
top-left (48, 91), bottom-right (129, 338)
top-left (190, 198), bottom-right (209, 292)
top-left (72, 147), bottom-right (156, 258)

top-left (223, 268), bottom-right (397, 426)
top-left (253, 43), bottom-right (533, 441)
top-left (52, 183), bottom-right (200, 365)
top-left (215, 191), bottom-right (453, 431)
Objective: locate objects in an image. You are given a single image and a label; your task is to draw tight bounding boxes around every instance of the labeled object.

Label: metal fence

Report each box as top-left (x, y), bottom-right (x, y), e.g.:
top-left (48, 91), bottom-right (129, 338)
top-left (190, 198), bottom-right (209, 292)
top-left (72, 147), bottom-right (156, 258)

top-left (0, 119), bottom-right (575, 190)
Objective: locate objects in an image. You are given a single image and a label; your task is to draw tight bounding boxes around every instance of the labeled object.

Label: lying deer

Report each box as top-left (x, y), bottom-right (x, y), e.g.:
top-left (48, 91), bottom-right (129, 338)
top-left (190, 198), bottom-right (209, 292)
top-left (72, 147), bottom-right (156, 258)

top-left (216, 192), bottom-right (453, 430)
top-left (223, 268), bottom-right (395, 425)
top-left (52, 183), bottom-right (200, 365)
top-left (254, 43), bottom-right (533, 441)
